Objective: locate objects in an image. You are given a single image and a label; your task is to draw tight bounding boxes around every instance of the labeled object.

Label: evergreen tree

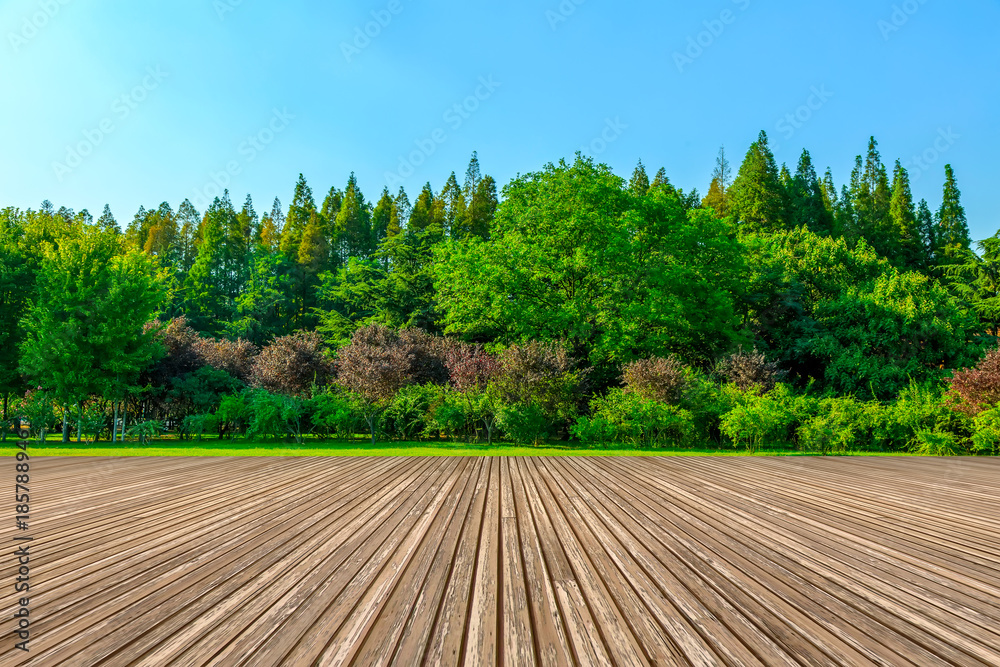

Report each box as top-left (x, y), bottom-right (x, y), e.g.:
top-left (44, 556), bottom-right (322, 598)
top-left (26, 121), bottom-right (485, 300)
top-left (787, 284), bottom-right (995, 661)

top-left (849, 137), bottom-right (893, 252)
top-left (702, 147), bottom-right (732, 217)
top-left (258, 197), bottom-right (284, 251)
top-left (439, 172), bottom-right (468, 238)
top-left (888, 161), bottom-right (922, 269)
top-left (408, 183), bottom-right (441, 238)
top-left (651, 167), bottom-right (670, 189)
top-left (279, 174), bottom-right (316, 258)
top-left (334, 173), bottom-right (373, 263)
top-left (471, 175), bottom-right (499, 239)
top-left (629, 160), bottom-right (650, 197)
top-left (298, 211), bottom-right (330, 275)
top-left (788, 150), bottom-right (833, 235)
top-left (183, 197), bottom-right (231, 333)
top-left (143, 203), bottom-right (178, 263)
top-left (371, 187), bottom-right (395, 247)
top-left (916, 199), bottom-right (936, 268)
top-left (729, 131), bottom-right (786, 233)
top-left (820, 168), bottom-right (839, 234)
top-left (97, 204), bottom-right (119, 233)
top-left (175, 200), bottom-right (201, 279)
top-left (936, 164), bottom-right (971, 265)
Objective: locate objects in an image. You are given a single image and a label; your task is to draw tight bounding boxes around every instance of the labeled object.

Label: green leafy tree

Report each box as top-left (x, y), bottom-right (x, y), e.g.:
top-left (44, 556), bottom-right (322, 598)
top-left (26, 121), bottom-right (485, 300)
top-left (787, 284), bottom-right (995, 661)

top-left (434, 155), bottom-right (745, 373)
top-left (787, 149), bottom-right (833, 235)
top-left (19, 225), bottom-right (167, 439)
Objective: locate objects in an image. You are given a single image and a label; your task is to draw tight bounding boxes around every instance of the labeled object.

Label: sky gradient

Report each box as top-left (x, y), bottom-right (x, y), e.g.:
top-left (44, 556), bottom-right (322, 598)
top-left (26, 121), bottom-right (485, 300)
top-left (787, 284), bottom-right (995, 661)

top-left (1, 0), bottom-right (997, 239)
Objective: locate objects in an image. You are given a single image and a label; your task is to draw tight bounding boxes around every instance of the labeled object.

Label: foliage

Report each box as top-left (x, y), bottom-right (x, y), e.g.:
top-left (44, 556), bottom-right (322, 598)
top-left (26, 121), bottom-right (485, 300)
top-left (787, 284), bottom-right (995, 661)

top-left (573, 389), bottom-right (693, 448)
top-left (798, 397), bottom-right (868, 454)
top-left (718, 384), bottom-right (801, 453)
top-left (945, 347), bottom-right (1000, 415)
top-left (127, 419), bottom-right (165, 444)
top-left (251, 331), bottom-right (331, 396)
top-left (714, 347), bottom-right (784, 394)
top-left (433, 155), bottom-right (744, 368)
top-left (909, 428), bottom-right (964, 456)
top-left (621, 356), bottom-right (687, 403)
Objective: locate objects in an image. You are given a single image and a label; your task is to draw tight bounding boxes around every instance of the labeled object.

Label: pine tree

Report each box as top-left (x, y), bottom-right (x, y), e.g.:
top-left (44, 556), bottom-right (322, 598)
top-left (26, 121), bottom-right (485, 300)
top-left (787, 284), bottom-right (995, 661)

top-left (334, 173), bottom-right (373, 263)
top-left (820, 168), bottom-right (839, 233)
top-left (702, 147), bottom-right (732, 217)
top-left (394, 188), bottom-right (412, 230)
top-left (471, 175), bottom-right (498, 239)
top-left (702, 178), bottom-right (727, 217)
top-left (408, 183), bottom-right (439, 237)
top-left (729, 131), bottom-right (786, 233)
top-left (298, 211), bottom-right (330, 275)
top-left (889, 160), bottom-right (922, 269)
top-left (97, 205), bottom-right (119, 233)
top-left (849, 137), bottom-right (893, 251)
top-left (651, 167), bottom-right (670, 189)
top-left (125, 206), bottom-right (148, 250)
top-left (936, 164), bottom-right (971, 265)
top-left (439, 172), bottom-right (468, 238)
top-left (184, 197), bottom-right (230, 333)
top-left (916, 198), bottom-right (935, 268)
top-left (258, 198), bottom-right (284, 251)
top-left (787, 150), bottom-right (833, 235)
top-left (629, 160), bottom-right (650, 197)
top-left (371, 188), bottom-right (395, 246)
top-left (175, 200), bottom-right (201, 279)
top-left (280, 174), bottom-right (315, 258)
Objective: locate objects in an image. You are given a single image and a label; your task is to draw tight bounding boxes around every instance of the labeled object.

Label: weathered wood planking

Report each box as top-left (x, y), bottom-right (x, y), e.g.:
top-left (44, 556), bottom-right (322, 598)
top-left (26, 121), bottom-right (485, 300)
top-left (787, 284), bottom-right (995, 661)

top-left (2, 456), bottom-right (999, 666)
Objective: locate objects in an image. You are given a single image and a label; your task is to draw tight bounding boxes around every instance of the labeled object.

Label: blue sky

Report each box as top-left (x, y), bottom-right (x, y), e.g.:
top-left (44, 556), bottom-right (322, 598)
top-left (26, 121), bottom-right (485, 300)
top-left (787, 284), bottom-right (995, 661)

top-left (1, 0), bottom-right (997, 239)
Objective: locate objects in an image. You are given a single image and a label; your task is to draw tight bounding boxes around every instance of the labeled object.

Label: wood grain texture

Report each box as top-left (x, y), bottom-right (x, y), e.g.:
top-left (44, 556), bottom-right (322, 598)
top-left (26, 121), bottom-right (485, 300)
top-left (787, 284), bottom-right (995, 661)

top-left (3, 456), bottom-right (999, 666)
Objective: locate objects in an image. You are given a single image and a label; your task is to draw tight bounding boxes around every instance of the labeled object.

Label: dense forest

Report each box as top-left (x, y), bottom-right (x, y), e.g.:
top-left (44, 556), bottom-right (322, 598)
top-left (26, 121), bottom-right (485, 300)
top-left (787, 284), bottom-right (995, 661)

top-left (2, 135), bottom-right (1000, 454)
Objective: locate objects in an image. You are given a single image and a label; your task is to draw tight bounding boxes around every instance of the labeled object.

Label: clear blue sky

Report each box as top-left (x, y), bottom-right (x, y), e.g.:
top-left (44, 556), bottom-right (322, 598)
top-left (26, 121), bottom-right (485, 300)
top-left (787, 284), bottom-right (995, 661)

top-left (2, 0), bottom-right (998, 239)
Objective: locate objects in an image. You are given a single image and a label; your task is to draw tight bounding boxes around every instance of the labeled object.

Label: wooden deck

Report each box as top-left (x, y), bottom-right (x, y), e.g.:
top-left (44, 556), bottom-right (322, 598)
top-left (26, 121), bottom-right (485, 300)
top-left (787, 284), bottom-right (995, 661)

top-left (4, 456), bottom-right (1000, 666)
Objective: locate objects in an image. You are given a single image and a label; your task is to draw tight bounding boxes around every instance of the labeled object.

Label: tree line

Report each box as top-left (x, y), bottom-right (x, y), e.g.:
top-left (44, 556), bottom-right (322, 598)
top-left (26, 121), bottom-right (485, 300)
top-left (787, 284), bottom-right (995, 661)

top-left (1, 138), bottom-right (998, 453)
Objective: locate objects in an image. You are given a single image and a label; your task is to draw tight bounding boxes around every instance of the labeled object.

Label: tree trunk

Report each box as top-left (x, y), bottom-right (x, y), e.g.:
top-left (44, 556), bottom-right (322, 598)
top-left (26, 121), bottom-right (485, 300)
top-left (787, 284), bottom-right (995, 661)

top-left (77, 402), bottom-right (82, 443)
top-left (2, 394), bottom-right (7, 443)
top-left (113, 401), bottom-right (119, 443)
top-left (62, 406), bottom-right (70, 443)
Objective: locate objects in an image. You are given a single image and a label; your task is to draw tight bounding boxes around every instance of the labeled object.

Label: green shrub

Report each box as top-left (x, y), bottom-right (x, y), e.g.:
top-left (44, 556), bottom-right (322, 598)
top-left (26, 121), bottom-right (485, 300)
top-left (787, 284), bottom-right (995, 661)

top-left (573, 389), bottom-right (694, 449)
top-left (126, 419), bottom-right (165, 444)
top-left (909, 428), bottom-right (964, 456)
top-left (384, 384), bottom-right (440, 441)
top-left (311, 390), bottom-right (363, 441)
top-left (498, 402), bottom-right (551, 446)
top-left (971, 407), bottom-right (1000, 455)
top-left (183, 413), bottom-right (220, 441)
top-left (719, 384), bottom-right (800, 453)
top-left (798, 396), bottom-right (868, 454)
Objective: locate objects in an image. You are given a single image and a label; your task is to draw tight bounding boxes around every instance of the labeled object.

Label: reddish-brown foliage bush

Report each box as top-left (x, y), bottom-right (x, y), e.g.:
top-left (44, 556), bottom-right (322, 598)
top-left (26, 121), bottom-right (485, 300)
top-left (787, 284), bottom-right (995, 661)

top-left (715, 347), bottom-right (785, 394)
top-left (251, 331), bottom-right (332, 396)
top-left (946, 347), bottom-right (1000, 415)
top-left (445, 343), bottom-right (502, 392)
top-left (335, 325), bottom-right (415, 403)
top-left (194, 337), bottom-right (259, 384)
top-left (622, 356), bottom-right (687, 403)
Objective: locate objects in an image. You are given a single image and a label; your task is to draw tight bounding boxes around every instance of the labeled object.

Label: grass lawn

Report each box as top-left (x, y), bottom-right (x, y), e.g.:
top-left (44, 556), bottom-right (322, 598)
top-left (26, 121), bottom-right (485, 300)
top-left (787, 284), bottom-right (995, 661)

top-left (0, 436), bottom-right (921, 457)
